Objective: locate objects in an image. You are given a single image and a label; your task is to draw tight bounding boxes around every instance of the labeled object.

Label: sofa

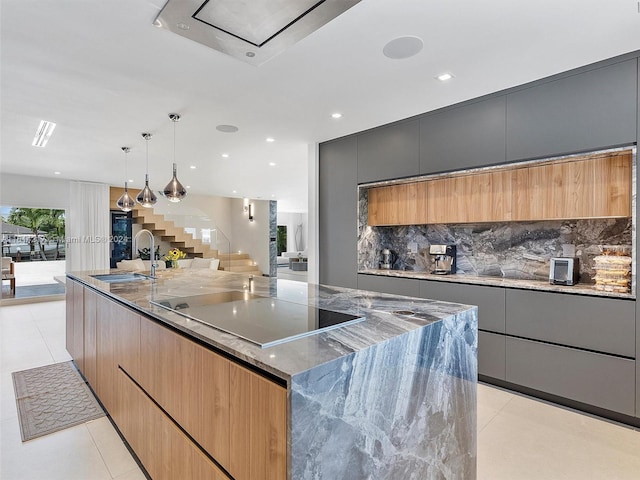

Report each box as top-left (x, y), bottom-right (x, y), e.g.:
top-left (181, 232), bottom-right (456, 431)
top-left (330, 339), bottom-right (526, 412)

top-left (277, 251), bottom-right (307, 266)
top-left (116, 258), bottom-right (220, 271)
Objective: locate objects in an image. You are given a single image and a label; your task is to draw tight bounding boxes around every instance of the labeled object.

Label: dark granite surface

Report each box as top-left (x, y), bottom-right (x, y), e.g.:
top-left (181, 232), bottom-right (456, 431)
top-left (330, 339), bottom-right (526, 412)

top-left (67, 268), bottom-right (477, 383)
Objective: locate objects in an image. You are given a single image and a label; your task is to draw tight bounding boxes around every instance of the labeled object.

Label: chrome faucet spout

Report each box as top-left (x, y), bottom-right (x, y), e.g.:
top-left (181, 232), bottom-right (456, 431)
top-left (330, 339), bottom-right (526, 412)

top-left (133, 228), bottom-right (157, 279)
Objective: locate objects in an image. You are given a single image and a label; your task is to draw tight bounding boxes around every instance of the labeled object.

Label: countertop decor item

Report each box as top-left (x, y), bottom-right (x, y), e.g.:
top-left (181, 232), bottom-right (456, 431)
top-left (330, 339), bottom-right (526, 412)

top-left (116, 146), bottom-right (136, 212)
top-left (164, 247), bottom-right (186, 268)
top-left (163, 113), bottom-right (187, 203)
top-left (136, 133), bottom-right (157, 207)
top-left (594, 245), bottom-right (632, 293)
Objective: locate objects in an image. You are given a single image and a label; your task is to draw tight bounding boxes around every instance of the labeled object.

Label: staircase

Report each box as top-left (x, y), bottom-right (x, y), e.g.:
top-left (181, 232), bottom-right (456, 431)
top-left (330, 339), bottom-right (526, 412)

top-left (131, 208), bottom-right (262, 275)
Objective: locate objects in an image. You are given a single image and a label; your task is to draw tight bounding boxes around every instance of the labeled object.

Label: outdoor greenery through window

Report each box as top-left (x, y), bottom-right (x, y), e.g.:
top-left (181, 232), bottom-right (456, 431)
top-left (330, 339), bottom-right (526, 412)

top-left (1, 207), bottom-right (66, 261)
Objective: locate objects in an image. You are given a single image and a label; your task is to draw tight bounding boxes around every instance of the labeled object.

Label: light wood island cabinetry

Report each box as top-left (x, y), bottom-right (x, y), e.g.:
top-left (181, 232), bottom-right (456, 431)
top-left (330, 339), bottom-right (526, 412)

top-left (66, 281), bottom-right (286, 480)
top-left (367, 149), bottom-right (632, 226)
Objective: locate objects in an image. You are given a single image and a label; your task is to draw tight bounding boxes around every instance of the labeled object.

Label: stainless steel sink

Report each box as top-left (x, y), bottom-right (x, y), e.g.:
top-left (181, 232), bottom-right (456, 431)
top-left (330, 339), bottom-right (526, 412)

top-left (90, 273), bottom-right (150, 283)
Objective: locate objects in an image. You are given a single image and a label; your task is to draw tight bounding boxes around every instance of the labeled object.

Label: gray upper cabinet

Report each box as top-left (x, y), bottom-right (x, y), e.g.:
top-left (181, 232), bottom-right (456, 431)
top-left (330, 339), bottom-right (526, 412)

top-left (505, 289), bottom-right (636, 357)
top-left (319, 137), bottom-right (358, 289)
top-left (357, 119), bottom-right (420, 183)
top-left (419, 96), bottom-right (506, 174)
top-left (506, 59), bottom-right (638, 161)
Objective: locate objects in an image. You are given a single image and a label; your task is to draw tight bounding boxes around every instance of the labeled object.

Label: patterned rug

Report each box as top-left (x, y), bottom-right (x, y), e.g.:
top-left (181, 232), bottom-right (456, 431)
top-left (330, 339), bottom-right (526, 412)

top-left (12, 361), bottom-right (105, 441)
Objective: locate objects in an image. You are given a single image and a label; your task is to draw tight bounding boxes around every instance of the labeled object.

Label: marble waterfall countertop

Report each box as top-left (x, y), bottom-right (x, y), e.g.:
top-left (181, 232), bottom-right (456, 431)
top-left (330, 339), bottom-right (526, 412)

top-left (67, 268), bottom-right (477, 383)
top-left (359, 268), bottom-right (635, 299)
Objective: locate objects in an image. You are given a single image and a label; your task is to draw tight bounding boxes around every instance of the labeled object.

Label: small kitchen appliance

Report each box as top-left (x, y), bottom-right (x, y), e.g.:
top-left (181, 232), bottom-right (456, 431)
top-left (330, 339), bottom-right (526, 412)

top-left (429, 244), bottom-right (456, 275)
top-left (380, 248), bottom-right (395, 270)
top-left (549, 257), bottom-right (580, 285)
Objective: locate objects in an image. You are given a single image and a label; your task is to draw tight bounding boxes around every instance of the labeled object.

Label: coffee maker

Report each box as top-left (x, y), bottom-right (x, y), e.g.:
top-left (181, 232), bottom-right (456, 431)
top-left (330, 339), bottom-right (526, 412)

top-left (429, 244), bottom-right (456, 275)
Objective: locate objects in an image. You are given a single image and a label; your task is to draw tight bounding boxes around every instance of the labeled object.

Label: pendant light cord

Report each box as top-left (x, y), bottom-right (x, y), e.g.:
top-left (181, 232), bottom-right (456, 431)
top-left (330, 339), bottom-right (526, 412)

top-left (146, 136), bottom-right (149, 174)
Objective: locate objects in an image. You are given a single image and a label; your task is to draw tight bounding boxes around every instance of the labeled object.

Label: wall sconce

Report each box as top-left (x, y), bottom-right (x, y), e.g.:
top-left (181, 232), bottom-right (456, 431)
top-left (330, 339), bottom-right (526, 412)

top-left (248, 203), bottom-right (254, 222)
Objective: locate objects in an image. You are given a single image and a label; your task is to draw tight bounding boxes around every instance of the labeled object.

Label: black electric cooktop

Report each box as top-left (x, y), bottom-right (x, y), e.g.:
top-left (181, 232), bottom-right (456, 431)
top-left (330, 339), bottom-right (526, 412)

top-left (150, 291), bottom-right (365, 348)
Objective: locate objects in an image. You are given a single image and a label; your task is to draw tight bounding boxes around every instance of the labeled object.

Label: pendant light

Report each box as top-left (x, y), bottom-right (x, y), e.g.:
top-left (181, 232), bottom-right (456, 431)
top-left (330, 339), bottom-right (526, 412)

top-left (116, 147), bottom-right (136, 212)
top-left (136, 133), bottom-right (157, 207)
top-left (163, 113), bottom-right (187, 202)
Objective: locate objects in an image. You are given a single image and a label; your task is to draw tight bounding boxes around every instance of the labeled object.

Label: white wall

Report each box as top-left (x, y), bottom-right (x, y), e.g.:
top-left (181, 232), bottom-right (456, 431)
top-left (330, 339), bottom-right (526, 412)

top-left (277, 212), bottom-right (308, 253)
top-left (230, 198), bottom-right (271, 275)
top-left (1, 174), bottom-right (70, 209)
top-left (307, 143), bottom-right (319, 284)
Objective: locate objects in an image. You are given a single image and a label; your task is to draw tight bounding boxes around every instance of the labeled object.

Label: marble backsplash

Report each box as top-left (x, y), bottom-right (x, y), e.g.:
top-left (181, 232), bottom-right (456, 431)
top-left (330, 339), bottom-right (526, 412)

top-left (358, 193), bottom-right (632, 284)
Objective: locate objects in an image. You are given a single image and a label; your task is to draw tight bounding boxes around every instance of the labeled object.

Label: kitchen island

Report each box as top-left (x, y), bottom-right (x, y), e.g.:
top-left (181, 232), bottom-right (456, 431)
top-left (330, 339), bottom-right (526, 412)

top-left (66, 268), bottom-right (477, 480)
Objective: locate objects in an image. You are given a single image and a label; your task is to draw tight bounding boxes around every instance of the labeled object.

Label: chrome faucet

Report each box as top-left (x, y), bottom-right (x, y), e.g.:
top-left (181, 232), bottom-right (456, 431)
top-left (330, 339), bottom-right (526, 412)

top-left (133, 229), bottom-right (157, 279)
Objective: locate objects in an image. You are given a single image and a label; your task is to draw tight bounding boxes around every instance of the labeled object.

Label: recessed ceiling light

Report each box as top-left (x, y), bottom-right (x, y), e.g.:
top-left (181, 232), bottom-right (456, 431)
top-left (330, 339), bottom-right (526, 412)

top-left (129, 179), bottom-right (134, 183)
top-left (269, 162), bottom-right (276, 166)
top-left (32, 120), bottom-right (56, 147)
top-left (176, 23), bottom-right (190, 30)
top-left (190, 165), bottom-right (196, 169)
top-left (436, 72), bottom-right (454, 82)
top-left (186, 185), bottom-right (191, 189)
top-left (221, 153), bottom-right (229, 158)
top-left (331, 113), bottom-right (342, 119)
top-left (266, 137), bottom-right (275, 143)
top-left (216, 125), bottom-right (239, 133)
top-left (232, 190), bottom-right (237, 194)
top-left (53, 171), bottom-right (61, 175)
top-left (246, 52), bottom-right (255, 58)
top-left (382, 36), bottom-right (423, 59)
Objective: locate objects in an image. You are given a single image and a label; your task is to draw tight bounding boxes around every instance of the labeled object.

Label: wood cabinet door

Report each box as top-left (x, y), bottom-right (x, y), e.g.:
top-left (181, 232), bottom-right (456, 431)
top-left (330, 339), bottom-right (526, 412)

top-left (368, 182), bottom-right (426, 226)
top-left (513, 151), bottom-right (631, 221)
top-left (65, 280), bottom-right (75, 363)
top-left (138, 317), bottom-right (231, 469)
top-left (424, 170), bottom-right (513, 224)
top-left (592, 151), bottom-right (631, 217)
top-left (83, 288), bottom-right (98, 386)
top-left (229, 364), bottom-right (287, 480)
top-left (66, 281), bottom-right (85, 372)
top-left (116, 369), bottom-right (228, 480)
top-left (95, 296), bottom-right (140, 412)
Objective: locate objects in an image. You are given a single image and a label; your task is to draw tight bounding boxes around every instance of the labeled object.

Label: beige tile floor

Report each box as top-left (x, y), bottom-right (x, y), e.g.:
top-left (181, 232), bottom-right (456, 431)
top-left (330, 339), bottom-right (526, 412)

top-left (2, 300), bottom-right (640, 479)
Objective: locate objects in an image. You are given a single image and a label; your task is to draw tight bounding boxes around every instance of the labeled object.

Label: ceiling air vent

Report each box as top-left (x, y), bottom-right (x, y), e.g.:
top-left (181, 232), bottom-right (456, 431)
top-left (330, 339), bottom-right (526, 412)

top-left (154, 0), bottom-right (361, 66)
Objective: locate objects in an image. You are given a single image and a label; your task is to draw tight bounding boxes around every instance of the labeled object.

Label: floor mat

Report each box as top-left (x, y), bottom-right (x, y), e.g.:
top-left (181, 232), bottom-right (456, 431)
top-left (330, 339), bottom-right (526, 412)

top-left (12, 361), bottom-right (105, 441)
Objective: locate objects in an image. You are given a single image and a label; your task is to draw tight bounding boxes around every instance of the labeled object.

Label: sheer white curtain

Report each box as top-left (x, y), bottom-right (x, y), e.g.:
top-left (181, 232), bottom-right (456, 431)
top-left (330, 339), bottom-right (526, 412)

top-left (67, 181), bottom-right (110, 272)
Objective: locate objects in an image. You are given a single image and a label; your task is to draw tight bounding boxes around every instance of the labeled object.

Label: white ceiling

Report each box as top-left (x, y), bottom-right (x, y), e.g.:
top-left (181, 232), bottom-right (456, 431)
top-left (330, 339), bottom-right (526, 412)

top-left (2, 0), bottom-right (640, 212)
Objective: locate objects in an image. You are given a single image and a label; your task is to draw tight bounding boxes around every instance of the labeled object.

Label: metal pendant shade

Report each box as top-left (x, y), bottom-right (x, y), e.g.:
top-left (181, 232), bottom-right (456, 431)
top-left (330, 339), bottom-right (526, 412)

top-left (163, 113), bottom-right (187, 202)
top-left (136, 133), bottom-right (157, 208)
top-left (116, 147), bottom-right (136, 212)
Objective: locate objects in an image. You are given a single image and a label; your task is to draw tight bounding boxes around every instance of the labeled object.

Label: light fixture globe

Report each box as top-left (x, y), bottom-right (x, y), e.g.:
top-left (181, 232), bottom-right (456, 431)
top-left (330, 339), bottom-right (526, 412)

top-left (163, 113), bottom-right (187, 202)
top-left (163, 163), bottom-right (187, 202)
top-left (136, 133), bottom-right (157, 207)
top-left (116, 147), bottom-right (136, 212)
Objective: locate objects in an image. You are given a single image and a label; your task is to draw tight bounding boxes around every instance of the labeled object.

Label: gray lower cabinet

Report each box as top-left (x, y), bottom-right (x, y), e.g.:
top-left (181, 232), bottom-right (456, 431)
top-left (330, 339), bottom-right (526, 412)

top-left (419, 281), bottom-right (505, 333)
top-left (505, 58), bottom-right (638, 161)
top-left (478, 331), bottom-right (506, 380)
top-left (356, 119), bottom-right (420, 183)
top-left (319, 137), bottom-right (358, 288)
top-left (419, 96), bottom-right (506, 174)
top-left (505, 289), bottom-right (635, 357)
top-left (506, 337), bottom-right (636, 416)
top-left (357, 274), bottom-right (420, 297)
